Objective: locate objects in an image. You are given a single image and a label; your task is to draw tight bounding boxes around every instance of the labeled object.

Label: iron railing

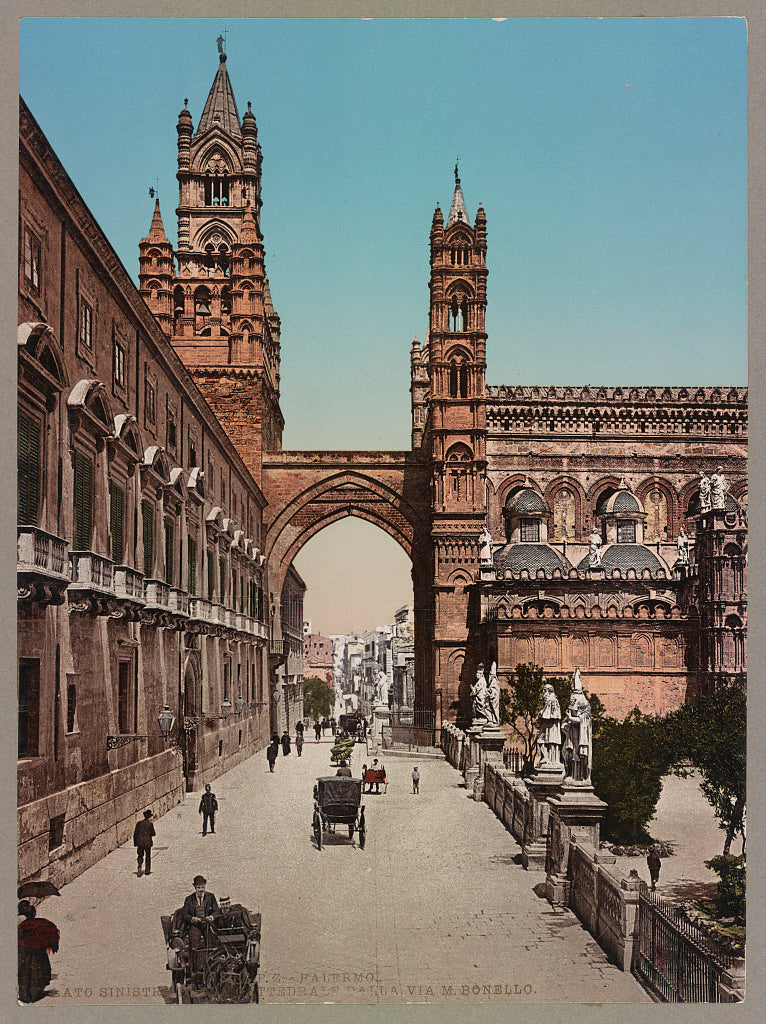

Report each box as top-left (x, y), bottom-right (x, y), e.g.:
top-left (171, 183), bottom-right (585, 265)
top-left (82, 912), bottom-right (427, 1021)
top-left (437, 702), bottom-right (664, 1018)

top-left (633, 888), bottom-right (737, 1002)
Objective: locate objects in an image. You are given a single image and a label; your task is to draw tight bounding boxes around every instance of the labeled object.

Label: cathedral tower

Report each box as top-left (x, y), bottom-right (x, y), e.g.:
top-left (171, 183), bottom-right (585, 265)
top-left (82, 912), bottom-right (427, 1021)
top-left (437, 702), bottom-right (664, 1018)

top-left (418, 169), bottom-right (489, 718)
top-left (139, 46), bottom-right (283, 484)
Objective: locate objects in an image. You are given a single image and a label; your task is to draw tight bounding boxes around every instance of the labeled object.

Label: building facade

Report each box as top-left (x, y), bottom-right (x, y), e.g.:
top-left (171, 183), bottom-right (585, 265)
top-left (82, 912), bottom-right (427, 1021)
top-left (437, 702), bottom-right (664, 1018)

top-left (18, 97), bottom-right (274, 886)
top-left (303, 633), bottom-right (334, 684)
top-left (410, 173), bottom-right (747, 721)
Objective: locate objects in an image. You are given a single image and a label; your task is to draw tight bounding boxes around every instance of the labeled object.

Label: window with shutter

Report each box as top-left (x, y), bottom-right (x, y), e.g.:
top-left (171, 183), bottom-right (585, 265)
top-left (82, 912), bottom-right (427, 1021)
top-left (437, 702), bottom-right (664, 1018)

top-left (219, 558), bottom-right (226, 606)
top-left (142, 501), bottom-right (154, 577)
top-left (207, 549), bottom-right (215, 600)
top-left (232, 569), bottom-right (238, 611)
top-left (187, 535), bottom-right (197, 596)
top-left (165, 520), bottom-right (174, 586)
top-left (110, 481), bottom-right (125, 563)
top-left (73, 450), bottom-right (94, 550)
top-left (18, 410), bottom-right (41, 526)
top-left (118, 660), bottom-right (133, 733)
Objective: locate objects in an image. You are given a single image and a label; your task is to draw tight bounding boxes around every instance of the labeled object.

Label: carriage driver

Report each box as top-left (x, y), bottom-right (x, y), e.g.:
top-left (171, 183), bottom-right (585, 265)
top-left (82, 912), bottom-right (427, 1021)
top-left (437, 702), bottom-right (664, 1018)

top-left (182, 875), bottom-right (219, 980)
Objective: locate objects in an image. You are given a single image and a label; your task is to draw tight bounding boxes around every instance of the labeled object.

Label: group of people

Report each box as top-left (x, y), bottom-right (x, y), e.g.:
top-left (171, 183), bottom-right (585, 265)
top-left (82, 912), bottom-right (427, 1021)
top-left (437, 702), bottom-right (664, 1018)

top-left (266, 724), bottom-right (307, 771)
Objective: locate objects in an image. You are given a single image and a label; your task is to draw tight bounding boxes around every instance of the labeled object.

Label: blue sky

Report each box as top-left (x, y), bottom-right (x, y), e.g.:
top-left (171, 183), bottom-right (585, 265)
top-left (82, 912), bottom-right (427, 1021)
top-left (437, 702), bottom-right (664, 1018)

top-left (19, 17), bottom-right (748, 632)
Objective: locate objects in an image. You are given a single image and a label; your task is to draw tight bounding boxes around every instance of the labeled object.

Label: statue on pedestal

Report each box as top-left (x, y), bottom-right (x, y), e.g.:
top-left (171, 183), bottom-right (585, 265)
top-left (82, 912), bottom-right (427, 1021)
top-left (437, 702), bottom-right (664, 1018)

top-left (588, 528), bottom-right (602, 568)
top-left (537, 683), bottom-right (562, 766)
top-left (470, 664), bottom-right (489, 722)
top-left (562, 668), bottom-right (592, 783)
top-left (676, 528), bottom-right (689, 567)
top-left (698, 472), bottom-right (712, 513)
top-left (375, 670), bottom-right (389, 706)
top-left (478, 525), bottom-right (493, 566)
top-left (710, 466), bottom-right (727, 510)
top-left (486, 661), bottom-right (500, 724)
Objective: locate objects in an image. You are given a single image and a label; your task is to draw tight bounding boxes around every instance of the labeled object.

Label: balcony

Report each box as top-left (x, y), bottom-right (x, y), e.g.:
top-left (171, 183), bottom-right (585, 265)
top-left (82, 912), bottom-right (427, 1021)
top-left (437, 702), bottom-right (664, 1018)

top-left (113, 565), bottom-right (145, 603)
top-left (70, 550), bottom-right (114, 591)
top-left (143, 579), bottom-right (171, 608)
top-left (169, 588), bottom-right (189, 617)
top-left (17, 525), bottom-right (70, 605)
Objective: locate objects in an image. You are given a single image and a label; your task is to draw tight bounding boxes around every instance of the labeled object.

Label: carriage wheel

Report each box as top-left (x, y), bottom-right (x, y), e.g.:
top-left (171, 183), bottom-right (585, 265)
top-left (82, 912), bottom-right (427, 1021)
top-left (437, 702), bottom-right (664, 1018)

top-left (359, 826), bottom-right (366, 849)
top-left (172, 968), bottom-right (185, 994)
top-left (313, 813), bottom-right (322, 849)
top-left (249, 978), bottom-right (260, 1003)
top-left (348, 823), bottom-right (354, 839)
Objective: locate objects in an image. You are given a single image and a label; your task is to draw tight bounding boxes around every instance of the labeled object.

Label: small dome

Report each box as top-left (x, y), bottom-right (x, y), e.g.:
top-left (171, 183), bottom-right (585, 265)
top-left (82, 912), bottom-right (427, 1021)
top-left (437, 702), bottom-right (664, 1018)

top-left (602, 489), bottom-right (643, 515)
top-left (577, 544), bottom-right (664, 577)
top-left (506, 488), bottom-right (547, 514)
top-left (495, 544), bottom-right (571, 576)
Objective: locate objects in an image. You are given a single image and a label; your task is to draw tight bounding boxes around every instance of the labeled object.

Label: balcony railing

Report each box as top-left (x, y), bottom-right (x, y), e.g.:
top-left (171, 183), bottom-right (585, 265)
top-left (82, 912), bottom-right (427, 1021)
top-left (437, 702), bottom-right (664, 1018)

top-left (18, 525), bottom-right (69, 577)
top-left (143, 578), bottom-right (171, 607)
top-left (113, 565), bottom-right (145, 601)
top-left (70, 551), bottom-right (115, 591)
top-left (169, 588), bottom-right (189, 616)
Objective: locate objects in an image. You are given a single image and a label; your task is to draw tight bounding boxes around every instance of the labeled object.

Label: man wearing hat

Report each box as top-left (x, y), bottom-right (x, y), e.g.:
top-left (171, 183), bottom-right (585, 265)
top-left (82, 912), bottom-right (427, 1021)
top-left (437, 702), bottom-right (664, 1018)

top-left (132, 809), bottom-right (155, 876)
top-left (198, 783), bottom-right (218, 836)
top-left (182, 875), bottom-right (219, 980)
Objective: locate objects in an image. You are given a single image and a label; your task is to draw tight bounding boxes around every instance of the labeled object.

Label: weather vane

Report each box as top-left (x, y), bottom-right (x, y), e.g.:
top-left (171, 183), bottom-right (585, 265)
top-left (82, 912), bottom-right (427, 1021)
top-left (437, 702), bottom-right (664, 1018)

top-left (455, 158), bottom-right (460, 182)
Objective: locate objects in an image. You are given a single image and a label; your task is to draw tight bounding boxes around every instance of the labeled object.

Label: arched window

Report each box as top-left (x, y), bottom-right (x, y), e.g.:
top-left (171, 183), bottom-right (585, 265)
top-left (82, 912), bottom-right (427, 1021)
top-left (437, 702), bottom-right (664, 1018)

top-left (449, 360), bottom-right (469, 398)
top-left (449, 297), bottom-right (468, 332)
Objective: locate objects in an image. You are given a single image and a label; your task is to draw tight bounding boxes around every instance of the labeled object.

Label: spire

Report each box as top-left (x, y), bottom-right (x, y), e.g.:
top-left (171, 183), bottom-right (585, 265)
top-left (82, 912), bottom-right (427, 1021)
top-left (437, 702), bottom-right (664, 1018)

top-left (239, 203), bottom-right (258, 245)
top-left (447, 163), bottom-right (469, 227)
top-left (195, 52), bottom-right (241, 138)
top-left (143, 199), bottom-right (170, 243)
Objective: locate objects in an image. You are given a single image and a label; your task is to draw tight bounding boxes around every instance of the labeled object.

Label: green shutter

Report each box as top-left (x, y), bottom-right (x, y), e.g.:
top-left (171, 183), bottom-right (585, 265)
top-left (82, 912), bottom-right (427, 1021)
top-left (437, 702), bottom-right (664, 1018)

top-left (219, 558), bottom-right (226, 605)
top-left (187, 536), bottom-right (197, 596)
top-left (110, 482), bottom-right (125, 563)
top-left (18, 411), bottom-right (41, 526)
top-left (165, 521), bottom-right (174, 586)
top-left (207, 550), bottom-right (214, 600)
top-left (73, 450), bottom-right (93, 550)
top-left (142, 501), bottom-right (154, 577)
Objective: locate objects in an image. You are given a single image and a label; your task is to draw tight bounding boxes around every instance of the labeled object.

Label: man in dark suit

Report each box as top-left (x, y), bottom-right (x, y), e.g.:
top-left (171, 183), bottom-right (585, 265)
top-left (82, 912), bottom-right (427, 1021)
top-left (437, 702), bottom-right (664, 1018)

top-left (132, 809), bottom-right (155, 876)
top-left (182, 875), bottom-right (219, 982)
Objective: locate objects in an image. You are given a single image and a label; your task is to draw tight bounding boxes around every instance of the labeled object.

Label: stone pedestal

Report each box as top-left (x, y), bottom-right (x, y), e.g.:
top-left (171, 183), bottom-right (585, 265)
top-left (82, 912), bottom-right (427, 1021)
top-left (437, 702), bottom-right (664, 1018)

top-left (371, 703), bottom-right (391, 754)
top-left (463, 723), bottom-right (484, 791)
top-left (545, 780), bottom-right (606, 905)
top-left (474, 723), bottom-right (504, 800)
top-left (522, 763), bottom-right (565, 869)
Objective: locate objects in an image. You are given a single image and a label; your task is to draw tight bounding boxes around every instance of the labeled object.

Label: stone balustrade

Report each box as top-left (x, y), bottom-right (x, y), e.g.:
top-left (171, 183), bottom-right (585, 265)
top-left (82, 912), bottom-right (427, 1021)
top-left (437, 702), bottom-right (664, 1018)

top-left (113, 565), bottom-right (144, 601)
top-left (18, 525), bottom-right (69, 575)
top-left (70, 550), bottom-right (114, 590)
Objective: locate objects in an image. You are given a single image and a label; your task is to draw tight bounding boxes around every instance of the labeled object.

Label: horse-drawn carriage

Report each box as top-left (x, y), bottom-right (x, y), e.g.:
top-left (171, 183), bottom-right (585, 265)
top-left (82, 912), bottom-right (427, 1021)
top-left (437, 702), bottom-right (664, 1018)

top-left (312, 776), bottom-right (366, 850)
top-left (161, 903), bottom-right (261, 1003)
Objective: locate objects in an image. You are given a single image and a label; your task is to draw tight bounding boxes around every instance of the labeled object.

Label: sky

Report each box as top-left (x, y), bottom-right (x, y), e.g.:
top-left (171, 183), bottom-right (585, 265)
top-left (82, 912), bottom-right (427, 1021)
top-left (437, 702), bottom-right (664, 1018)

top-left (18, 17), bottom-right (748, 635)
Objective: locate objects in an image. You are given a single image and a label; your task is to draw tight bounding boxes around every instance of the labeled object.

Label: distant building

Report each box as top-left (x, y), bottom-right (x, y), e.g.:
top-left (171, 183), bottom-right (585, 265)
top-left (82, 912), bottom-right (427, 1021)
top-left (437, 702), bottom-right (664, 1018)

top-left (303, 632), bottom-right (333, 684)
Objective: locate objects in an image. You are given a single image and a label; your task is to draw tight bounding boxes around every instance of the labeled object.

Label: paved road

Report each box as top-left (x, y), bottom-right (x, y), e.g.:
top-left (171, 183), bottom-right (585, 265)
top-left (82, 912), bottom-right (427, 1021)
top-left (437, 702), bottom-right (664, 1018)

top-left (39, 735), bottom-right (649, 1006)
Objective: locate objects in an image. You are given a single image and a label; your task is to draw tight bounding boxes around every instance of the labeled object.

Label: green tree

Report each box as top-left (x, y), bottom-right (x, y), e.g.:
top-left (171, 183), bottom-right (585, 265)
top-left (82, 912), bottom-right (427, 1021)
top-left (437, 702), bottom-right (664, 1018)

top-left (302, 676), bottom-right (335, 723)
top-left (499, 664), bottom-right (570, 773)
top-left (591, 706), bottom-right (676, 845)
top-left (665, 680), bottom-right (746, 855)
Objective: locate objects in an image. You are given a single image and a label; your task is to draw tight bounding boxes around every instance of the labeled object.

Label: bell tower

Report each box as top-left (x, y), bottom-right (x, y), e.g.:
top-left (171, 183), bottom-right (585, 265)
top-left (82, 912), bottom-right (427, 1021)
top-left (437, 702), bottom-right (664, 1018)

top-left (139, 44), bottom-right (283, 484)
top-left (422, 168), bottom-right (489, 719)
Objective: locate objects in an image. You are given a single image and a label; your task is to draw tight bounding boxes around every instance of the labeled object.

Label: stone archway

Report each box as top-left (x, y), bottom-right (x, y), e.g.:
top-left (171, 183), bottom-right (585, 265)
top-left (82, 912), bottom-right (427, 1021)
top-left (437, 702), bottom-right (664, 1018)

top-left (261, 452), bottom-right (433, 708)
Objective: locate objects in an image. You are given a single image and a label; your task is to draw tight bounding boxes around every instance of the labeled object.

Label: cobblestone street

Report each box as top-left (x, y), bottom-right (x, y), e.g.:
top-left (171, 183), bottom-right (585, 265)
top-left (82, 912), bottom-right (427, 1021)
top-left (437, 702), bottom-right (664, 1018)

top-left (33, 735), bottom-right (652, 1006)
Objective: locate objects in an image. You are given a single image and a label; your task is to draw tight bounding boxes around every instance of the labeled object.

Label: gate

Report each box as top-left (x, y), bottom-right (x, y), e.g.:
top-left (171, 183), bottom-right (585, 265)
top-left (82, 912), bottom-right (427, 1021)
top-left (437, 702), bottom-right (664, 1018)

top-left (389, 708), bottom-right (437, 750)
top-left (633, 889), bottom-right (735, 1002)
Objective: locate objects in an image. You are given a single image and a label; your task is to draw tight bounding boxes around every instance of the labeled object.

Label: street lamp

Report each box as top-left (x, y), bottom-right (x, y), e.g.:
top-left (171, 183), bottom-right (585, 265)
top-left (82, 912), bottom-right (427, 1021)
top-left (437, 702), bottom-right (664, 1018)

top-left (221, 698), bottom-right (233, 717)
top-left (158, 705), bottom-right (176, 737)
top-left (235, 695), bottom-right (245, 714)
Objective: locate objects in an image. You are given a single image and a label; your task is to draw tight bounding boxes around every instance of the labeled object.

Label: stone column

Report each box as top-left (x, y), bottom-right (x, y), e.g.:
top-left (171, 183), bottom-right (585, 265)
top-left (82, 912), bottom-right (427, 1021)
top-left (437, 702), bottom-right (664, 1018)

top-left (545, 779), bottom-right (607, 905)
top-left (522, 763), bottom-right (565, 869)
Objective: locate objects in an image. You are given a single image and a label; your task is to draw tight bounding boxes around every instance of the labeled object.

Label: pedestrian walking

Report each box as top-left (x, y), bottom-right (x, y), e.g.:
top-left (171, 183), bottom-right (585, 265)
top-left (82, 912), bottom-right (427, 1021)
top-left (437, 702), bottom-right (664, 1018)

top-left (295, 731), bottom-right (304, 756)
top-left (132, 809), bottom-right (155, 876)
top-left (314, 721), bottom-right (321, 741)
top-left (412, 767), bottom-right (420, 794)
top-left (199, 783), bottom-right (218, 835)
top-left (281, 730), bottom-right (291, 756)
top-left (18, 900), bottom-right (59, 1003)
top-left (361, 763), bottom-right (368, 793)
top-left (266, 741), bottom-right (278, 772)
top-left (647, 845), bottom-right (662, 890)
top-left (296, 720), bottom-right (304, 736)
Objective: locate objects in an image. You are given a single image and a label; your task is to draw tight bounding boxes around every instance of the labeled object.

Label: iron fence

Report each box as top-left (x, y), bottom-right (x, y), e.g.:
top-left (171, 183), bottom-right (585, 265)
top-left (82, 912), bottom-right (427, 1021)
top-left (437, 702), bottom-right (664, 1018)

top-left (389, 708), bottom-right (437, 750)
top-left (633, 888), bottom-right (736, 1002)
